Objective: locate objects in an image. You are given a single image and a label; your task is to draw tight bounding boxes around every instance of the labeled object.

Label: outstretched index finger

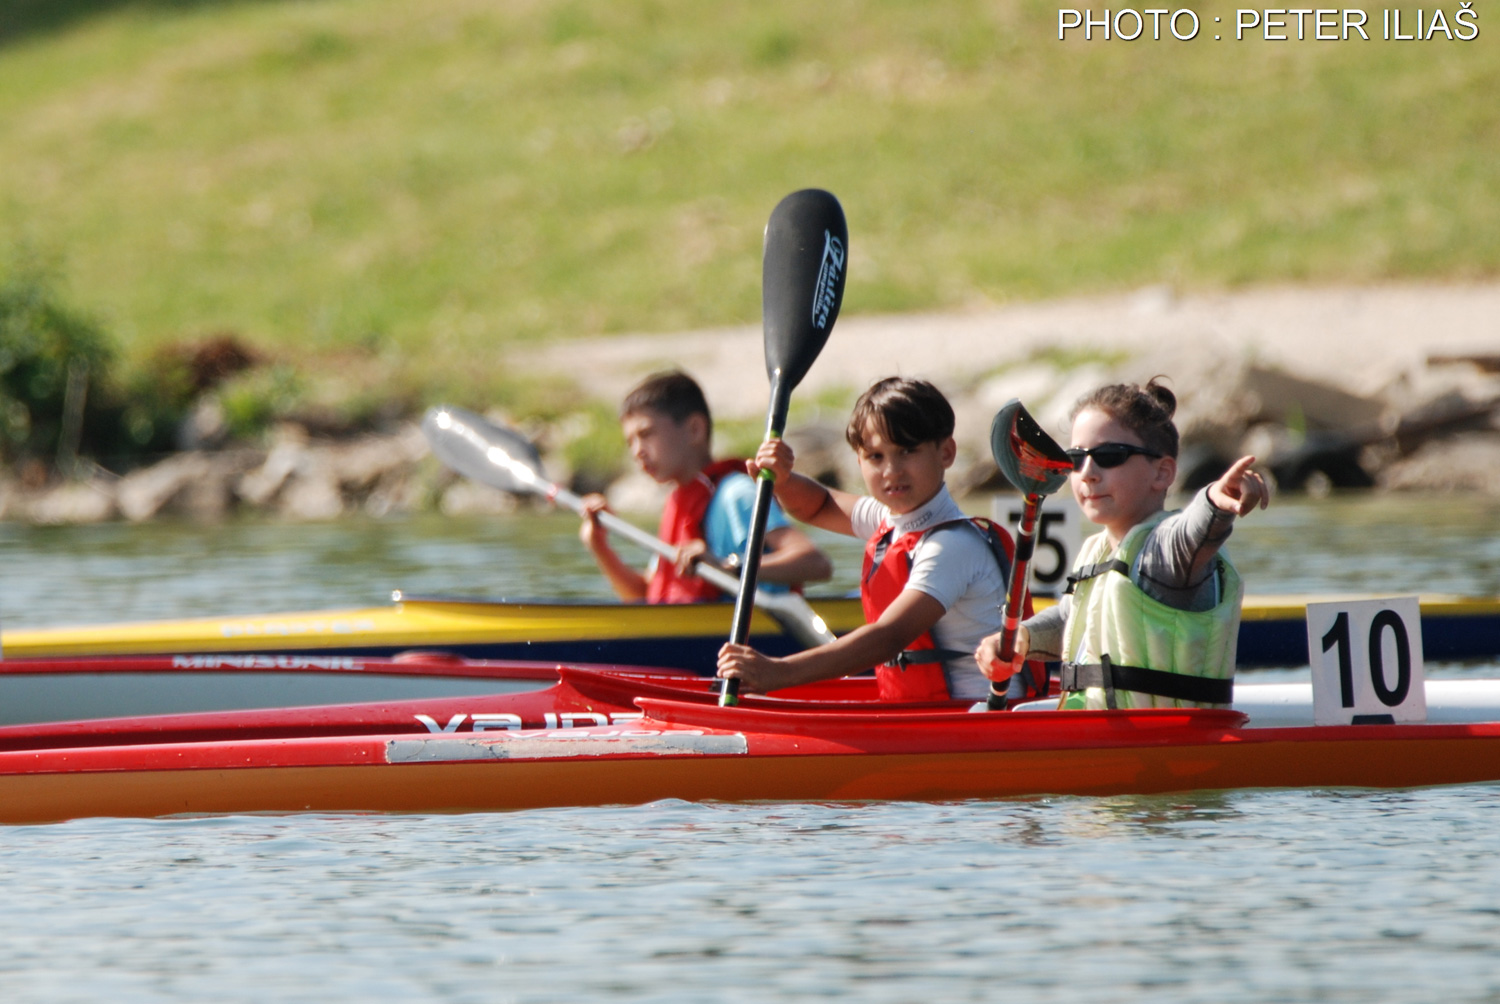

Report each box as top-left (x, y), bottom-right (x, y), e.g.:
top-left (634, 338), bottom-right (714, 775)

top-left (1222, 455), bottom-right (1257, 484)
top-left (1213, 455), bottom-right (1268, 514)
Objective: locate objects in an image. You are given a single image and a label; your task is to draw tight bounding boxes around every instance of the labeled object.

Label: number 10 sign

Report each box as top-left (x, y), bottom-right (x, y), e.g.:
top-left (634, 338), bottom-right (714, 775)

top-left (1305, 597), bottom-right (1427, 726)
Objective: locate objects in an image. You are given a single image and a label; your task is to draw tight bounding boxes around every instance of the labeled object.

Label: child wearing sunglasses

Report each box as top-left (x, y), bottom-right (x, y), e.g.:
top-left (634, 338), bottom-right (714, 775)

top-left (975, 378), bottom-right (1268, 710)
top-left (718, 377), bottom-right (1024, 702)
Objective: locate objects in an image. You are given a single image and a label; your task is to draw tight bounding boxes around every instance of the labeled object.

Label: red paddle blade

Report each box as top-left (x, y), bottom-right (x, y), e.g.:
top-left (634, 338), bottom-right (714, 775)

top-left (990, 399), bottom-right (1072, 497)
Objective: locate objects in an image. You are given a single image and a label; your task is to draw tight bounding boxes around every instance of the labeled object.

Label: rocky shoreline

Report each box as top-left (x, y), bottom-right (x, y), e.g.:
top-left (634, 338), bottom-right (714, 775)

top-left (5, 283), bottom-right (1498, 524)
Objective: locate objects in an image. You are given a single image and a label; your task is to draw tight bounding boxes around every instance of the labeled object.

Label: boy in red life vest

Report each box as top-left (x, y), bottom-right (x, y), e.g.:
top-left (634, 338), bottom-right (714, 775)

top-left (718, 377), bottom-right (1025, 702)
top-left (579, 371), bottom-right (832, 603)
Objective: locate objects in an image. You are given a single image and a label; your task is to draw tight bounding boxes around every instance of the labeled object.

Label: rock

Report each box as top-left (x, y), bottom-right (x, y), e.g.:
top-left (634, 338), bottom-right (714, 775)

top-left (439, 480), bottom-right (520, 516)
top-left (1237, 366), bottom-right (1386, 430)
top-left (783, 420), bottom-right (857, 491)
top-left (117, 453), bottom-right (215, 522)
top-left (118, 451), bottom-right (260, 521)
top-left (27, 480), bottom-right (117, 525)
top-left (237, 440), bottom-right (303, 507)
top-left (363, 473), bottom-right (425, 517)
top-left (229, 426), bottom-right (430, 519)
top-left (278, 468), bottom-right (345, 520)
top-left (1382, 357), bottom-right (1500, 416)
top-left (1257, 427), bottom-right (1375, 491)
top-left (328, 426), bottom-right (429, 494)
top-left (604, 469), bottom-right (666, 514)
top-left (974, 363), bottom-right (1082, 419)
top-left (1177, 442), bottom-right (1235, 492)
top-left (1379, 434), bottom-right (1500, 494)
top-left (173, 452), bottom-right (256, 520)
top-left (1428, 352), bottom-right (1500, 373)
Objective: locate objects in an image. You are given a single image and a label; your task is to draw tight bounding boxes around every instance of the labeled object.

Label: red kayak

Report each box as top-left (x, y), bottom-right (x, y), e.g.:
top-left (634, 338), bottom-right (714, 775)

top-left (0, 651), bottom-right (737, 728)
top-left (4, 696), bottom-right (1500, 824)
top-left (0, 652), bottom-right (905, 728)
top-left (0, 665), bottom-right (916, 752)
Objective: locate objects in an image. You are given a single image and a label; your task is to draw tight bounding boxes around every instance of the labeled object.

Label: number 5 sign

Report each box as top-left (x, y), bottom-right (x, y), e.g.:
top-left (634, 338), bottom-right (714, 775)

top-left (993, 493), bottom-right (1084, 598)
top-left (1306, 597), bottom-right (1426, 726)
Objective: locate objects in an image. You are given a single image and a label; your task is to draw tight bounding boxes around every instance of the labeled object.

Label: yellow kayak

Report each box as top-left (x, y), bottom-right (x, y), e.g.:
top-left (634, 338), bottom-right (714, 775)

top-left (4, 592), bottom-right (1498, 669)
top-left (1, 593), bottom-right (870, 670)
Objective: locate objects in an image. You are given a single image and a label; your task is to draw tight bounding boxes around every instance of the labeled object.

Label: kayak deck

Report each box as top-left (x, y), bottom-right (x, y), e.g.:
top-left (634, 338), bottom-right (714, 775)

top-left (3, 700), bottom-right (1500, 824)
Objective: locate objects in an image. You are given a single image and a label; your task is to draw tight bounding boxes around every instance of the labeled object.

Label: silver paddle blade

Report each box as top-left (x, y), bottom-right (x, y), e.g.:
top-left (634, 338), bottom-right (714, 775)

top-left (422, 405), bottom-right (545, 497)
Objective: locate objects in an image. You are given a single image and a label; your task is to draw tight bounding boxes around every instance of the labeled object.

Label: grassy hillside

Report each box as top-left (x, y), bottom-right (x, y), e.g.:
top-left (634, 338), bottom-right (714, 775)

top-left (2, 0), bottom-right (1498, 415)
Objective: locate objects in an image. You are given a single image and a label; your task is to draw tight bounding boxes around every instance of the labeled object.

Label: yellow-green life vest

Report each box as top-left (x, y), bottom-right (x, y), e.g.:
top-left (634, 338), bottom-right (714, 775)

top-left (1059, 510), bottom-right (1242, 710)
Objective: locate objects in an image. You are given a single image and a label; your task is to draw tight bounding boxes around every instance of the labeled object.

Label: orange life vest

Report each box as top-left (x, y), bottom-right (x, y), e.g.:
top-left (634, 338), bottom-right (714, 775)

top-left (646, 459), bottom-right (747, 604)
top-left (861, 517), bottom-right (1029, 702)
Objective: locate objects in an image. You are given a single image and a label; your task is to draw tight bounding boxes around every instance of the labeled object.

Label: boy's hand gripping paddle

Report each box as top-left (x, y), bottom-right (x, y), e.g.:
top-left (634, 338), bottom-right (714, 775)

top-left (719, 189), bottom-right (848, 706)
top-left (986, 399), bottom-right (1074, 710)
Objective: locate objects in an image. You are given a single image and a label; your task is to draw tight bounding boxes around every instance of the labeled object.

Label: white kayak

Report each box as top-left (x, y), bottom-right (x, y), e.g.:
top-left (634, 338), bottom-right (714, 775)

top-left (1015, 679), bottom-right (1500, 728)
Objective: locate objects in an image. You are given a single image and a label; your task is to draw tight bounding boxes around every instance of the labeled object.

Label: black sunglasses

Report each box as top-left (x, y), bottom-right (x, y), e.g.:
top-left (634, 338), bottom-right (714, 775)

top-left (1065, 443), bottom-right (1163, 470)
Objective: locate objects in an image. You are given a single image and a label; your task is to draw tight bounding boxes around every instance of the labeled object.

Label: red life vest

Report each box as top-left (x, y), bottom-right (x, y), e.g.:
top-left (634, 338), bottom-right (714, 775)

top-left (646, 459), bottom-right (748, 604)
top-left (861, 517), bottom-right (1037, 702)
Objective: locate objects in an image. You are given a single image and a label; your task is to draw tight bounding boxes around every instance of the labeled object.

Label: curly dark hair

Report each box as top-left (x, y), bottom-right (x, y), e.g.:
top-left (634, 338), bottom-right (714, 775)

top-left (1070, 377), bottom-right (1179, 458)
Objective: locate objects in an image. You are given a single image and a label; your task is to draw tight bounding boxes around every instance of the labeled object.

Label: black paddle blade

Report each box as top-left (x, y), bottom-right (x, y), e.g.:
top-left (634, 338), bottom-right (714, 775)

top-left (991, 399), bottom-right (1072, 497)
top-left (761, 189), bottom-right (847, 393)
top-left (422, 405), bottom-right (545, 496)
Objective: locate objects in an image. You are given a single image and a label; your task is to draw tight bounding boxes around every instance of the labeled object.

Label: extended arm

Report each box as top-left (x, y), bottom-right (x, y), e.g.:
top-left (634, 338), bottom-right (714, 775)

top-left (749, 439), bottom-right (861, 537)
top-left (579, 494), bottom-right (648, 602)
top-left (718, 589), bottom-right (945, 694)
top-left (1139, 457), bottom-right (1266, 610)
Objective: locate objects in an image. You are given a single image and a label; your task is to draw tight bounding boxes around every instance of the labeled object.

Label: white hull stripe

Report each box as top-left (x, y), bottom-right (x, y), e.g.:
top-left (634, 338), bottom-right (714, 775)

top-left (386, 733), bottom-right (749, 763)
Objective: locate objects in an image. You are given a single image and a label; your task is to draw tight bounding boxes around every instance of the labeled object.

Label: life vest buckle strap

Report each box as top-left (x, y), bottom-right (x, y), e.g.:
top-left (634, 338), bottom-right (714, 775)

top-left (1100, 653), bottom-right (1118, 710)
top-left (889, 647), bottom-right (969, 670)
top-left (1063, 558), bottom-right (1132, 595)
top-left (1060, 659), bottom-right (1233, 706)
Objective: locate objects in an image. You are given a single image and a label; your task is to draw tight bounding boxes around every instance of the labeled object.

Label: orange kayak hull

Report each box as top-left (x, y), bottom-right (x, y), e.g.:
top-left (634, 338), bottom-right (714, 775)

top-left (4, 704), bottom-right (1500, 824)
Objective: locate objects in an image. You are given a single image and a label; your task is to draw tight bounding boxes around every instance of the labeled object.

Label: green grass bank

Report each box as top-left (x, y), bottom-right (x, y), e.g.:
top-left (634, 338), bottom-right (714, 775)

top-left (1, 0), bottom-right (1497, 444)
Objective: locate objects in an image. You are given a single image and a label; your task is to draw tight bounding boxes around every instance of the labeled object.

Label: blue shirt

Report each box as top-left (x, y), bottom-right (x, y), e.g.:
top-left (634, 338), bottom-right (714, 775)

top-left (702, 472), bottom-right (792, 594)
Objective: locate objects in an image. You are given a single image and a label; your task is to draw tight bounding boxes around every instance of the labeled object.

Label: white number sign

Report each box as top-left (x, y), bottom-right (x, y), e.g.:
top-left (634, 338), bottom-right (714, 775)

top-left (993, 494), bottom-right (1085, 598)
top-left (1306, 597), bottom-right (1426, 726)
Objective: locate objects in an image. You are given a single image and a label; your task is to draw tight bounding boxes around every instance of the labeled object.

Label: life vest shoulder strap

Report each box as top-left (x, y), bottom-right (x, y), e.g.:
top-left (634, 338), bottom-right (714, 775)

top-left (868, 515), bottom-right (1014, 576)
top-left (1063, 558), bottom-right (1131, 595)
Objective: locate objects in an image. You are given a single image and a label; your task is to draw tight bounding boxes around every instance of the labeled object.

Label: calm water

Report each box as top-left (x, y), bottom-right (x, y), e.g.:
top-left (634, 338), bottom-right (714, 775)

top-left (2, 493), bottom-right (1500, 1002)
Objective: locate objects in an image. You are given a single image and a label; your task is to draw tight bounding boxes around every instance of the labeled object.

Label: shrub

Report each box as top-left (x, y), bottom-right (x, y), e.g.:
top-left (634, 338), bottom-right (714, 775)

top-left (0, 253), bottom-right (115, 466)
top-left (219, 364), bottom-right (306, 441)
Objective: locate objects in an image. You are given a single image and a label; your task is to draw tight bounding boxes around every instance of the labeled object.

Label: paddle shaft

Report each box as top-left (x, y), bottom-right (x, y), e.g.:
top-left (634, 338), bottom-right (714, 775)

top-left (719, 378), bottom-right (791, 705)
top-left (716, 189), bottom-right (847, 705)
top-left (549, 474), bottom-right (751, 601)
top-left (728, 378), bottom-right (791, 647)
top-left (986, 493), bottom-right (1042, 711)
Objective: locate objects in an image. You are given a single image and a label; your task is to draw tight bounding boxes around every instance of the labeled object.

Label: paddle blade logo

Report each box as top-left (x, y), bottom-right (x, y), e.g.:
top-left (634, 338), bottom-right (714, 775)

top-left (1011, 425), bottom-right (1073, 488)
top-left (811, 230), bottom-right (845, 331)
